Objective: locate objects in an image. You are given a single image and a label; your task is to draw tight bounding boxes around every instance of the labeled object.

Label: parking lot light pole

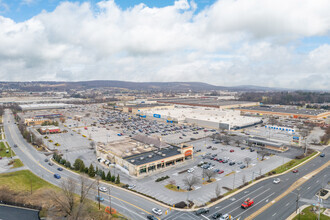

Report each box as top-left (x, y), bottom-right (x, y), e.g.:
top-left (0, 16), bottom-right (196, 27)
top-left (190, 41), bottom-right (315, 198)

top-left (233, 170), bottom-right (236, 190)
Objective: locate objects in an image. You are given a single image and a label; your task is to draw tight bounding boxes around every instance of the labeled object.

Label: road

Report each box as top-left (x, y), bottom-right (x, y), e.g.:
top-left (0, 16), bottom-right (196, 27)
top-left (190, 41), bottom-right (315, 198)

top-left (3, 109), bottom-right (329, 220)
top-left (163, 146), bottom-right (329, 220)
top-left (3, 110), bottom-right (167, 220)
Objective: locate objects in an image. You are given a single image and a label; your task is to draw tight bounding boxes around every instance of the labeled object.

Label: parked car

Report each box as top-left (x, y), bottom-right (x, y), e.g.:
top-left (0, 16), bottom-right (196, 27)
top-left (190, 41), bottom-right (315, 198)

top-left (188, 168), bottom-right (194, 173)
top-left (218, 170), bottom-right (224, 174)
top-left (241, 147), bottom-right (245, 150)
top-left (195, 208), bottom-right (209, 215)
top-left (229, 162), bottom-right (235, 166)
top-left (54, 174), bottom-right (61, 179)
top-left (128, 185), bottom-right (135, 190)
top-left (212, 212), bottom-right (222, 219)
top-left (57, 167), bottom-right (63, 171)
top-left (222, 160), bottom-right (228, 163)
top-left (44, 158), bottom-right (49, 162)
top-left (207, 146), bottom-right (212, 149)
top-left (250, 148), bottom-right (255, 152)
top-left (241, 198), bottom-right (254, 208)
top-left (99, 187), bottom-right (107, 192)
top-left (273, 178), bottom-right (281, 184)
top-left (14, 144), bottom-right (18, 148)
top-left (152, 208), bottom-right (162, 216)
top-left (320, 153), bottom-right (325, 157)
top-left (214, 169), bottom-right (220, 173)
top-left (230, 149), bottom-right (234, 153)
top-left (240, 165), bottom-right (246, 169)
top-left (48, 162), bottom-right (54, 166)
top-left (292, 169), bottom-right (298, 173)
top-left (220, 214), bottom-right (230, 220)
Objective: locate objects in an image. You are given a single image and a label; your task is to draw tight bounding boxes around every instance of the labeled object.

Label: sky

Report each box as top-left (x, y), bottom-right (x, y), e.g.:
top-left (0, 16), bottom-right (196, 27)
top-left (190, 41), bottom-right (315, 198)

top-left (0, 0), bottom-right (329, 90)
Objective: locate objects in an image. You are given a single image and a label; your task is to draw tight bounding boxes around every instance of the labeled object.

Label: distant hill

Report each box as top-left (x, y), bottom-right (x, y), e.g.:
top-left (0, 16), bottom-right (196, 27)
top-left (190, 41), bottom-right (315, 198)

top-left (0, 80), bottom-right (287, 92)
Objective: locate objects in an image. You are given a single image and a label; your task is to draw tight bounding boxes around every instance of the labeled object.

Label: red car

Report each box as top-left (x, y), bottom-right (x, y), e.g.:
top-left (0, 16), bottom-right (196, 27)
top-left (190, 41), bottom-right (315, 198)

top-left (230, 149), bottom-right (234, 153)
top-left (218, 160), bottom-right (223, 163)
top-left (292, 169), bottom-right (298, 173)
top-left (218, 170), bottom-right (224, 174)
top-left (241, 198), bottom-right (254, 209)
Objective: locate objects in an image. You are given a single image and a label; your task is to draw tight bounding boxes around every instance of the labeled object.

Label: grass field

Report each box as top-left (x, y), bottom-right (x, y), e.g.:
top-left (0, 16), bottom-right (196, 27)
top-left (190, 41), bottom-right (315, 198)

top-left (0, 141), bottom-right (16, 157)
top-left (11, 159), bottom-right (24, 168)
top-left (0, 170), bottom-right (55, 192)
top-left (165, 184), bottom-right (187, 192)
top-left (293, 205), bottom-right (330, 220)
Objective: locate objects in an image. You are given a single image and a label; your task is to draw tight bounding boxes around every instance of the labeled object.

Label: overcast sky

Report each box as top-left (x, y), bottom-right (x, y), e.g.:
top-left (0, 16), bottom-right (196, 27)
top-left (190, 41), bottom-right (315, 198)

top-left (0, 0), bottom-right (329, 90)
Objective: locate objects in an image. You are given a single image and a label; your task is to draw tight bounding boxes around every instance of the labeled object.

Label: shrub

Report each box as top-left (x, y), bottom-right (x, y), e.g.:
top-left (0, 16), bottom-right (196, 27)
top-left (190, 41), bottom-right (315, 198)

top-left (155, 175), bottom-right (170, 182)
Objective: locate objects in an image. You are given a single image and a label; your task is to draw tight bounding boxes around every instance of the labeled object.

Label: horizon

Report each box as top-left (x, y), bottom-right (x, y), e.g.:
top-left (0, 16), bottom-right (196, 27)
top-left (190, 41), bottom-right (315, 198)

top-left (0, 0), bottom-right (329, 90)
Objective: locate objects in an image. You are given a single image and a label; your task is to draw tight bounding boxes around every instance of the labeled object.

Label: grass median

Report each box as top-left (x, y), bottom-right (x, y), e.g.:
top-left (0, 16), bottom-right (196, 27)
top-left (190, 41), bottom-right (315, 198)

top-left (270, 151), bottom-right (318, 174)
top-left (0, 142), bottom-right (16, 157)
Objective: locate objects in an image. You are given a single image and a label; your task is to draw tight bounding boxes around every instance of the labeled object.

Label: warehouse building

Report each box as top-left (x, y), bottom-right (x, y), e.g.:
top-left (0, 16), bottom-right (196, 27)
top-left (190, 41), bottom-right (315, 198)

top-left (156, 98), bottom-right (259, 109)
top-left (19, 103), bottom-right (72, 111)
top-left (24, 118), bottom-right (52, 126)
top-left (97, 135), bottom-right (193, 177)
top-left (122, 103), bottom-right (174, 115)
top-left (237, 106), bottom-right (330, 120)
top-left (140, 107), bottom-right (262, 130)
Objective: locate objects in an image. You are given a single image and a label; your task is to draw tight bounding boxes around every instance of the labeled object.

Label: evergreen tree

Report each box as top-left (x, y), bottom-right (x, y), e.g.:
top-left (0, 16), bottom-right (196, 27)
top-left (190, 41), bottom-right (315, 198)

top-left (73, 159), bottom-right (84, 171)
top-left (84, 167), bottom-right (89, 174)
top-left (101, 171), bottom-right (106, 180)
top-left (88, 164), bottom-right (95, 177)
top-left (106, 171), bottom-right (111, 181)
top-left (111, 175), bottom-right (115, 182)
top-left (115, 174), bottom-right (120, 184)
top-left (65, 161), bottom-right (71, 168)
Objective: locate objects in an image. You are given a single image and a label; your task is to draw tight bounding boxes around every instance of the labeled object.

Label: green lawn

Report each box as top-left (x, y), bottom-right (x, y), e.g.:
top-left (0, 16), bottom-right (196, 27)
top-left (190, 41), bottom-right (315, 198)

top-left (0, 170), bottom-right (55, 192)
top-left (293, 205), bottom-right (330, 220)
top-left (270, 151), bottom-right (318, 174)
top-left (0, 142), bottom-right (16, 157)
top-left (11, 159), bottom-right (24, 168)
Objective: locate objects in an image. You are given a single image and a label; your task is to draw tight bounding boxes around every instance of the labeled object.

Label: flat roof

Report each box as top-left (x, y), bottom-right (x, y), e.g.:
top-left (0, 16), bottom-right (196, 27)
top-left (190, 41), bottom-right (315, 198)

top-left (248, 137), bottom-right (283, 148)
top-left (123, 145), bottom-right (182, 166)
top-left (125, 103), bottom-right (170, 108)
top-left (155, 98), bottom-right (257, 107)
top-left (238, 106), bottom-right (328, 116)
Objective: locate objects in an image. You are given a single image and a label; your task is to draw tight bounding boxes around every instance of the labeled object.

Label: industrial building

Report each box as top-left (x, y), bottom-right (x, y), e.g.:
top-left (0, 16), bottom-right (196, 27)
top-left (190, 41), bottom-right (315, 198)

top-left (97, 135), bottom-right (193, 177)
top-left (19, 103), bottom-right (72, 111)
top-left (140, 107), bottom-right (262, 130)
top-left (155, 98), bottom-right (259, 109)
top-left (236, 106), bottom-right (330, 120)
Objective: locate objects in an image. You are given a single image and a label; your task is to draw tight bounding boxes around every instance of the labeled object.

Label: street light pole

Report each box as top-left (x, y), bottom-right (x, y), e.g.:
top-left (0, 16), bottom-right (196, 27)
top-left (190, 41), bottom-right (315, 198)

top-left (233, 170), bottom-right (236, 190)
top-left (108, 187), bottom-right (112, 216)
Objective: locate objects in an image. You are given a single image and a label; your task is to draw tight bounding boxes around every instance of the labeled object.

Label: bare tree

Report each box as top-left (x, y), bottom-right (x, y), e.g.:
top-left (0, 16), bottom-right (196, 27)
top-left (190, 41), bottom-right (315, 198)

top-left (258, 150), bottom-right (268, 161)
top-left (311, 138), bottom-right (318, 145)
top-left (48, 178), bottom-right (76, 217)
top-left (268, 116), bottom-right (277, 126)
top-left (183, 175), bottom-right (200, 191)
top-left (215, 183), bottom-right (221, 198)
top-left (89, 141), bottom-right (96, 150)
top-left (168, 179), bottom-right (176, 186)
top-left (35, 137), bottom-right (43, 147)
top-left (223, 136), bottom-right (230, 145)
top-left (244, 157), bottom-right (252, 167)
top-left (242, 175), bottom-right (246, 184)
top-left (79, 174), bottom-right (96, 204)
top-left (204, 170), bottom-right (216, 182)
top-left (235, 140), bottom-right (241, 147)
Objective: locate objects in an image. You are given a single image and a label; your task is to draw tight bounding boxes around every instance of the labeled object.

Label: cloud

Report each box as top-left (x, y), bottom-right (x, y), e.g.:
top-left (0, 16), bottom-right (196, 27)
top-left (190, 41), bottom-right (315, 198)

top-left (0, 0), bottom-right (329, 90)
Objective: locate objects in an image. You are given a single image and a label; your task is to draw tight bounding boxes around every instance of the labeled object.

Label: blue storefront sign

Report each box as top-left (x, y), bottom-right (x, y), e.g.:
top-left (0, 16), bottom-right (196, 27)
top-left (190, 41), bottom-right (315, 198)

top-left (153, 114), bottom-right (161, 118)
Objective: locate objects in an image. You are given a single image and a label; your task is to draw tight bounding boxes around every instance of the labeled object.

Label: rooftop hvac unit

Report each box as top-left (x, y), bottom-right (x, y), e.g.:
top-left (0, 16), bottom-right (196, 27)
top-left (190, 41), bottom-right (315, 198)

top-left (157, 152), bottom-right (162, 155)
top-left (140, 157), bottom-right (144, 160)
top-left (169, 146), bottom-right (173, 149)
top-left (148, 155), bottom-right (152, 158)
top-left (177, 149), bottom-right (181, 152)
top-left (125, 150), bottom-right (129, 153)
top-left (162, 154), bottom-right (166, 157)
top-left (130, 160), bottom-right (135, 163)
top-left (132, 148), bottom-right (137, 151)
top-left (144, 145), bottom-right (149, 149)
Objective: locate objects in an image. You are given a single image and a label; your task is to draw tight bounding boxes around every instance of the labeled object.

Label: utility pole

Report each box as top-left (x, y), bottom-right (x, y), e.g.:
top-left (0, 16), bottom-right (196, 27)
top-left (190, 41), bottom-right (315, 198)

top-left (108, 187), bottom-right (112, 216)
top-left (318, 190), bottom-right (321, 220)
top-left (97, 178), bottom-right (100, 210)
top-left (233, 170), bottom-right (236, 190)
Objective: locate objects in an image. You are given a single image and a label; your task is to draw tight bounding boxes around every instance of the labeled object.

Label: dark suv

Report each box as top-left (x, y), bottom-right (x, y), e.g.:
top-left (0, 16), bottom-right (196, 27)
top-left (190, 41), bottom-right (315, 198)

top-left (195, 208), bottom-right (209, 215)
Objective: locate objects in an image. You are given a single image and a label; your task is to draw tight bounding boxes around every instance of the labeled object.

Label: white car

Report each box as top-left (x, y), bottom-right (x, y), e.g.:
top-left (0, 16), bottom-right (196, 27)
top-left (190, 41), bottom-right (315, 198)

top-left (220, 214), bottom-right (230, 220)
top-left (128, 185), bottom-right (135, 190)
top-left (152, 208), bottom-right (162, 216)
top-left (99, 187), bottom-right (107, 192)
top-left (188, 168), bottom-right (194, 173)
top-left (273, 178), bottom-right (281, 184)
top-left (208, 166), bottom-right (214, 170)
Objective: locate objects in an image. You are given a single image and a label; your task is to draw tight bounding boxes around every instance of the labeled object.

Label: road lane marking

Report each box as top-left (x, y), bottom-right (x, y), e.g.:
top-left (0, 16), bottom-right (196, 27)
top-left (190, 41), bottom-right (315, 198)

top-left (286, 203), bottom-right (290, 206)
top-left (201, 214), bottom-right (210, 220)
top-left (272, 213), bottom-right (277, 217)
top-left (307, 186), bottom-right (311, 190)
